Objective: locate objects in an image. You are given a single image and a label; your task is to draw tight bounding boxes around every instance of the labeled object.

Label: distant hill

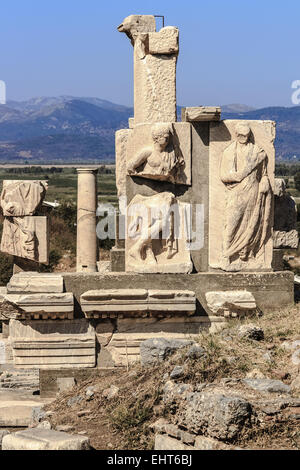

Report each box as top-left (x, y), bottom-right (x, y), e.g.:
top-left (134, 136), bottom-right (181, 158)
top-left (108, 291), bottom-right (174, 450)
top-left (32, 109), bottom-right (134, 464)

top-left (0, 97), bottom-right (133, 163)
top-left (0, 97), bottom-right (299, 162)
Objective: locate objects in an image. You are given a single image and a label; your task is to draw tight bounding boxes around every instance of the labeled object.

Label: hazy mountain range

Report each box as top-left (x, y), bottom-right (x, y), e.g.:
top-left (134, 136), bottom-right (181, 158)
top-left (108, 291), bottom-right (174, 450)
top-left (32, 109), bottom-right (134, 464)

top-left (0, 96), bottom-right (299, 163)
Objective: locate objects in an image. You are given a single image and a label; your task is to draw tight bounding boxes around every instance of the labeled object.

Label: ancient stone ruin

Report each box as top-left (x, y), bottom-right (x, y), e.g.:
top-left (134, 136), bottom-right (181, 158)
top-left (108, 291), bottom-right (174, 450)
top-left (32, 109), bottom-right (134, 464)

top-left (0, 14), bottom-right (297, 374)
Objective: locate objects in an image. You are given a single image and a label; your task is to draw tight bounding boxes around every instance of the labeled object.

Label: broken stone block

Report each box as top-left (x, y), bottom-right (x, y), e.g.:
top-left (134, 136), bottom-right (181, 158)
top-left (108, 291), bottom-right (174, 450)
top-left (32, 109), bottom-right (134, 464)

top-left (140, 338), bottom-right (194, 366)
top-left (243, 379), bottom-right (291, 394)
top-left (154, 434), bottom-right (193, 450)
top-left (80, 289), bottom-right (196, 318)
top-left (80, 289), bottom-right (148, 318)
top-left (206, 291), bottom-right (257, 317)
top-left (238, 324), bottom-right (264, 341)
top-left (1, 216), bottom-right (49, 264)
top-left (147, 290), bottom-right (196, 315)
top-left (7, 273), bottom-right (64, 294)
top-left (3, 292), bottom-right (74, 320)
top-left (178, 392), bottom-right (252, 441)
top-left (148, 26), bottom-right (179, 55)
top-left (2, 428), bottom-right (90, 450)
top-left (181, 106), bottom-right (221, 122)
top-left (10, 319), bottom-right (96, 369)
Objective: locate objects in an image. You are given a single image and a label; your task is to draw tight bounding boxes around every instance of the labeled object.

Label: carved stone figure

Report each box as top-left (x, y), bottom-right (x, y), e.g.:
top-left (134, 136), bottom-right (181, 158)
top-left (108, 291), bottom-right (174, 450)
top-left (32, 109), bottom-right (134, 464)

top-left (126, 192), bottom-right (192, 273)
top-left (220, 123), bottom-right (272, 271)
top-left (0, 180), bottom-right (47, 216)
top-left (273, 178), bottom-right (298, 249)
top-left (127, 123), bottom-right (184, 183)
top-left (0, 180), bottom-right (48, 263)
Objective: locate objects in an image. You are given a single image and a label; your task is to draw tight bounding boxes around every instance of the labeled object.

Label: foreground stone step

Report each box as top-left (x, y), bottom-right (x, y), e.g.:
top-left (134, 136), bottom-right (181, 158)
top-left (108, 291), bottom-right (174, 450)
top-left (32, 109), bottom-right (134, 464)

top-left (0, 391), bottom-right (52, 427)
top-left (2, 428), bottom-right (90, 450)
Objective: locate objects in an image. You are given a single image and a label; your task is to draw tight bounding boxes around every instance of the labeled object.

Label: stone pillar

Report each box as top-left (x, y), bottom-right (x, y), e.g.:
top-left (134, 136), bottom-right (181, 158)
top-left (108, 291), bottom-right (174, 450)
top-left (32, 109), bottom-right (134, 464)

top-left (76, 169), bottom-right (98, 273)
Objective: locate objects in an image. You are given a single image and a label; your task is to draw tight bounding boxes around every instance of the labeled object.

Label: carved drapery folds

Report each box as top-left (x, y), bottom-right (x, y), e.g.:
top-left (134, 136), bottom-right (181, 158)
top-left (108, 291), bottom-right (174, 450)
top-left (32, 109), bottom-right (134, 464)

top-left (209, 120), bottom-right (275, 272)
top-left (0, 180), bottom-right (48, 263)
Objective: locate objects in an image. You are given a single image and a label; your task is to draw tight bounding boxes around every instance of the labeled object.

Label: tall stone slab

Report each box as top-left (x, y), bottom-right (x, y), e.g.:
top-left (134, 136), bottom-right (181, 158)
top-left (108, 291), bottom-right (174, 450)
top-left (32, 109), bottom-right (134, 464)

top-left (209, 120), bottom-right (275, 272)
top-left (118, 15), bottom-right (178, 125)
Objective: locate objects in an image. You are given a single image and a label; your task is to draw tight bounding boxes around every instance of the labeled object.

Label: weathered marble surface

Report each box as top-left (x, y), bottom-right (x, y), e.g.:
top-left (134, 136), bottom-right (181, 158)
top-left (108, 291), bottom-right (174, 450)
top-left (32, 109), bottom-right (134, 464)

top-left (126, 192), bottom-right (192, 273)
top-left (7, 272), bottom-right (64, 294)
top-left (76, 169), bottom-right (98, 273)
top-left (209, 120), bottom-right (275, 272)
top-left (80, 289), bottom-right (196, 318)
top-left (205, 291), bottom-right (257, 317)
top-left (0, 293), bottom-right (74, 320)
top-left (273, 178), bottom-right (298, 249)
top-left (118, 15), bottom-right (178, 125)
top-left (126, 122), bottom-right (191, 185)
top-left (0, 180), bottom-right (49, 263)
top-left (182, 106), bottom-right (221, 122)
top-left (10, 319), bottom-right (96, 369)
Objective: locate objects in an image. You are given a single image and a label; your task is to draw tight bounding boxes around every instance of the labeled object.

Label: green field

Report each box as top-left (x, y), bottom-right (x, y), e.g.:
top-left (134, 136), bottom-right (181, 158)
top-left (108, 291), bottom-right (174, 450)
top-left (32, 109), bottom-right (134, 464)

top-left (0, 166), bottom-right (117, 205)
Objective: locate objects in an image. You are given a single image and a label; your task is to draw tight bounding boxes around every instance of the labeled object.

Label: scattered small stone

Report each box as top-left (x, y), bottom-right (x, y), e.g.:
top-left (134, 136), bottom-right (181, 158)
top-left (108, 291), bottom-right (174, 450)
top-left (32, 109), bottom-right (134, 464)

top-left (243, 379), bottom-right (291, 394)
top-left (162, 373), bottom-right (169, 381)
top-left (246, 369), bottom-right (265, 379)
top-left (281, 340), bottom-right (300, 352)
top-left (77, 410), bottom-right (92, 418)
top-left (102, 385), bottom-right (119, 400)
top-left (170, 365), bottom-right (184, 380)
top-left (263, 352), bottom-right (273, 363)
top-left (78, 431), bottom-right (88, 435)
top-left (85, 386), bottom-right (95, 400)
top-left (291, 375), bottom-right (300, 392)
top-left (195, 383), bottom-right (207, 392)
top-left (67, 395), bottom-right (83, 407)
top-left (37, 420), bottom-right (52, 430)
top-left (56, 425), bottom-right (74, 433)
top-left (31, 406), bottom-right (46, 424)
top-left (291, 349), bottom-right (300, 366)
top-left (140, 338), bottom-right (195, 366)
top-left (185, 344), bottom-right (207, 360)
top-left (238, 324), bottom-right (264, 341)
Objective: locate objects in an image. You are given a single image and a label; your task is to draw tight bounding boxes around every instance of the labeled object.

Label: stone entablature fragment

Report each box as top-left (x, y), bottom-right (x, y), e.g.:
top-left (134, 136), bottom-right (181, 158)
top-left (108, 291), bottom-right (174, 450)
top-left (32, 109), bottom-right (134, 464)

top-left (205, 291), bottom-right (257, 317)
top-left (182, 107), bottom-right (221, 122)
top-left (80, 289), bottom-right (196, 318)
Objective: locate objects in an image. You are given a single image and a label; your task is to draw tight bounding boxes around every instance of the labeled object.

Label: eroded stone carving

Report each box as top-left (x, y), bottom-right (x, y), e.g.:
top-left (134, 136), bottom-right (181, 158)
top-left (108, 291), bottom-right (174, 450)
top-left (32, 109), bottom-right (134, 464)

top-left (118, 15), bottom-right (178, 125)
top-left (0, 180), bottom-right (48, 263)
top-left (127, 122), bottom-right (191, 184)
top-left (126, 192), bottom-right (192, 273)
top-left (209, 120), bottom-right (274, 272)
top-left (205, 291), bottom-right (257, 317)
top-left (273, 178), bottom-right (298, 249)
top-left (0, 180), bottom-right (47, 216)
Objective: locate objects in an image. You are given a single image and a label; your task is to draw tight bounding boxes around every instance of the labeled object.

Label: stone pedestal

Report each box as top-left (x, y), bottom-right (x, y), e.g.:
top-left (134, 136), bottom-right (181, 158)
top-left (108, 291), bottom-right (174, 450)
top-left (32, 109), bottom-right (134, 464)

top-left (76, 168), bottom-right (98, 273)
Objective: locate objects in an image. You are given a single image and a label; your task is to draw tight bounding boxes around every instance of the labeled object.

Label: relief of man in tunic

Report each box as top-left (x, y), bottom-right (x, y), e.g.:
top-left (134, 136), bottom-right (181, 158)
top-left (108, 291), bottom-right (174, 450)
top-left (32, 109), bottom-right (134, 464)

top-left (220, 123), bottom-right (272, 271)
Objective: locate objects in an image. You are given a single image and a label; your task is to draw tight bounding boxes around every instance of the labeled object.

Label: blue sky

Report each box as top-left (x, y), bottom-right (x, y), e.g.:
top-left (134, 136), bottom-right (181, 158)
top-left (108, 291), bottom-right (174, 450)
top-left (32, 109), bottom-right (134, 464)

top-left (0, 0), bottom-right (299, 108)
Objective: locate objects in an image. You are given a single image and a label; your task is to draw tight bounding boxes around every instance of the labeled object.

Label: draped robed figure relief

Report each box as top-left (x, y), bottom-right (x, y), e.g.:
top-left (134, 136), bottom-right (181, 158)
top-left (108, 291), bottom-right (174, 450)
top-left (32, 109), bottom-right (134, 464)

top-left (220, 123), bottom-right (272, 271)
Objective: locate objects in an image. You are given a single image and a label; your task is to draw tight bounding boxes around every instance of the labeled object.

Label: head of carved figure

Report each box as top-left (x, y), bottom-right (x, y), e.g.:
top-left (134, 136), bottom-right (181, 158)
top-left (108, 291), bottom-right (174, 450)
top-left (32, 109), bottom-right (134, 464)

top-left (274, 178), bottom-right (286, 197)
top-left (235, 123), bottom-right (251, 144)
top-left (151, 123), bottom-right (172, 150)
top-left (117, 15), bottom-right (156, 42)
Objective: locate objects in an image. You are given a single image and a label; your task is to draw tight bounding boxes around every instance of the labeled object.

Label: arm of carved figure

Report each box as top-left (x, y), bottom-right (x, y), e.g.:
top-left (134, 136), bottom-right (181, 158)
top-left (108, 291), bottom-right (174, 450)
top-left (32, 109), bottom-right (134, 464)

top-left (259, 159), bottom-right (271, 194)
top-left (127, 149), bottom-right (151, 174)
